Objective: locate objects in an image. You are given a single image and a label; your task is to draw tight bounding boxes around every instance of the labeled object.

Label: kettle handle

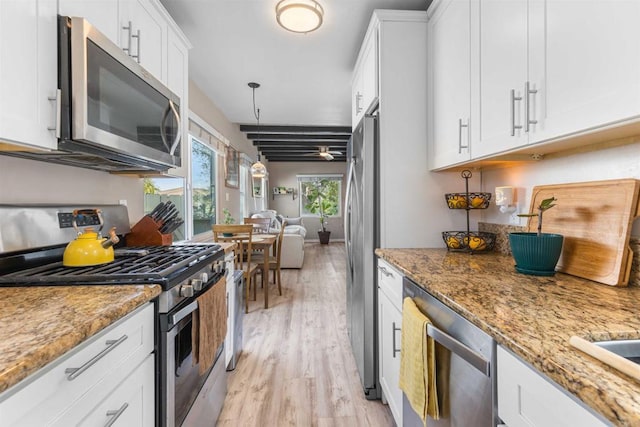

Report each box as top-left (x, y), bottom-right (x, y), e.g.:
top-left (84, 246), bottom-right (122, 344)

top-left (72, 209), bottom-right (104, 234)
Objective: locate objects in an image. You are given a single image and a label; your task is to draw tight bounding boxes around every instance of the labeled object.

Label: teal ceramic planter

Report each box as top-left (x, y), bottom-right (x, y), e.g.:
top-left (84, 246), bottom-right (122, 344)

top-left (508, 232), bottom-right (564, 276)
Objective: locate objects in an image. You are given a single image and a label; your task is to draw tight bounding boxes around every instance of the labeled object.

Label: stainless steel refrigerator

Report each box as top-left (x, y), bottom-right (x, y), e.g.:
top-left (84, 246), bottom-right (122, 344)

top-left (345, 112), bottom-right (379, 399)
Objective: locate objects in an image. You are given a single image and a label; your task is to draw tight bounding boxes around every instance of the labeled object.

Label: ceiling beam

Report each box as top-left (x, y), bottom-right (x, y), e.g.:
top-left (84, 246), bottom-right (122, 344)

top-left (264, 157), bottom-right (347, 162)
top-left (240, 125), bottom-right (352, 134)
top-left (257, 147), bottom-right (346, 153)
top-left (247, 133), bottom-right (350, 141)
top-left (253, 140), bottom-right (348, 147)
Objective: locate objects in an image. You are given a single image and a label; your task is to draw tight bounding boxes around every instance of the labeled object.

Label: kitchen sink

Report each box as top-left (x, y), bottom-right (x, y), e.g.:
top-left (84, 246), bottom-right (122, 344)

top-left (593, 339), bottom-right (640, 364)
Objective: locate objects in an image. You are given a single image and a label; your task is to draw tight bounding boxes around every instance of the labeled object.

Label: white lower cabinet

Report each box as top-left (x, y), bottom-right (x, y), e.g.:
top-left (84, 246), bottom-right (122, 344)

top-left (0, 303), bottom-right (155, 427)
top-left (497, 345), bottom-right (608, 427)
top-left (377, 258), bottom-right (403, 426)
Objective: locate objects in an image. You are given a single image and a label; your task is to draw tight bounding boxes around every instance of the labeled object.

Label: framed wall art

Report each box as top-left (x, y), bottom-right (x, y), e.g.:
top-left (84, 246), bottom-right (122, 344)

top-left (225, 146), bottom-right (239, 188)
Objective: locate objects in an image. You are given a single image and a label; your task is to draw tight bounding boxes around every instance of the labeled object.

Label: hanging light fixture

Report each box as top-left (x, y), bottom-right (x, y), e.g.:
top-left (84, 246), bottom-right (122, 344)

top-left (275, 0), bottom-right (324, 34)
top-left (248, 82), bottom-right (267, 178)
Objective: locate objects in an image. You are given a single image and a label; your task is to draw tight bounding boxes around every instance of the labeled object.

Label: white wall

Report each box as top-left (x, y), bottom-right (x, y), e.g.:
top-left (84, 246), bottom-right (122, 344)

top-left (189, 80), bottom-right (260, 223)
top-left (268, 161), bottom-right (348, 240)
top-left (478, 140), bottom-right (640, 235)
top-left (0, 155), bottom-right (145, 222)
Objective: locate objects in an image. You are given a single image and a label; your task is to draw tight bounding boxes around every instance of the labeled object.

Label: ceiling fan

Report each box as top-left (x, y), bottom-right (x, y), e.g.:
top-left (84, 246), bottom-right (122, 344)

top-left (303, 146), bottom-right (342, 161)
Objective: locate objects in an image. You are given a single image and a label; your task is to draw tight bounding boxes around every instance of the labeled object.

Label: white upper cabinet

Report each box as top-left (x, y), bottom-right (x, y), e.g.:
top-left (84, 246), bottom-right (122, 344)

top-left (0, 0), bottom-right (58, 151)
top-left (120, 0), bottom-right (167, 82)
top-left (60, 0), bottom-right (169, 84)
top-left (528, 1), bottom-right (640, 144)
top-left (428, 0), bottom-right (473, 169)
top-left (58, 0), bottom-right (119, 43)
top-left (474, 0), bottom-right (529, 158)
top-left (351, 31), bottom-right (378, 128)
top-left (430, 0), bottom-right (640, 169)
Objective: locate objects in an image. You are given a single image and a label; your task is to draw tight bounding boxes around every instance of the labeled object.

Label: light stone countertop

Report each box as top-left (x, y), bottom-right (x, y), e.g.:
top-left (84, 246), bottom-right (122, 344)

top-left (376, 248), bottom-right (640, 427)
top-left (0, 284), bottom-right (161, 394)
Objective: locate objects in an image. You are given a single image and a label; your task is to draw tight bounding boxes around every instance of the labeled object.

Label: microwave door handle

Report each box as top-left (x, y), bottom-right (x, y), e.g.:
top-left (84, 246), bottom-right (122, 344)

top-left (168, 100), bottom-right (181, 156)
top-left (160, 104), bottom-right (172, 152)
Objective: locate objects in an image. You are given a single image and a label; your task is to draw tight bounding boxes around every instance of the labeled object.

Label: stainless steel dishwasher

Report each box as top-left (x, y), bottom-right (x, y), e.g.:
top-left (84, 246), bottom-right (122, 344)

top-left (403, 277), bottom-right (499, 427)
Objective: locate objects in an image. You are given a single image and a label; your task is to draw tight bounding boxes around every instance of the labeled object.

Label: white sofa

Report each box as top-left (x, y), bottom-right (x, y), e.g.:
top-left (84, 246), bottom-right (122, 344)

top-left (250, 210), bottom-right (306, 268)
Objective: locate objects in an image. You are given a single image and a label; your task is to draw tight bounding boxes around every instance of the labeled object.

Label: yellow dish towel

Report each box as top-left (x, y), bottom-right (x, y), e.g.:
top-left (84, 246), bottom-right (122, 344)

top-left (399, 297), bottom-right (439, 425)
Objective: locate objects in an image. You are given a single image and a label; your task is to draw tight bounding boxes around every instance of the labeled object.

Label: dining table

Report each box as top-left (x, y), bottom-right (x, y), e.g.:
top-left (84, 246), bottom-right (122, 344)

top-left (217, 232), bottom-right (277, 309)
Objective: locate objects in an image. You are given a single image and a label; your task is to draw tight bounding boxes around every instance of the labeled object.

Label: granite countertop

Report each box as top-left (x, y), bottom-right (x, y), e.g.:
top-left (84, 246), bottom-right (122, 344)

top-left (376, 248), bottom-right (640, 427)
top-left (0, 284), bottom-right (161, 395)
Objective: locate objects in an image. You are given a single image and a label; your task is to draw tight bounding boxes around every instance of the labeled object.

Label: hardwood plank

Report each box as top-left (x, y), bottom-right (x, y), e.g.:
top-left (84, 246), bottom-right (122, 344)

top-left (217, 243), bottom-right (394, 426)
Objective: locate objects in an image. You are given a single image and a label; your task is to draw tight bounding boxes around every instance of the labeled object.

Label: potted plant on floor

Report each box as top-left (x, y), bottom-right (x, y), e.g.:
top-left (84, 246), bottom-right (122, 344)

top-left (304, 179), bottom-right (338, 244)
top-left (509, 197), bottom-right (564, 276)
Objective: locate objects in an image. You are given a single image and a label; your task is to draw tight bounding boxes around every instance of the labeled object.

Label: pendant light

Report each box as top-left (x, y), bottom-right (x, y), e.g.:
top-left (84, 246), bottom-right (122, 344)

top-left (276, 0), bottom-right (324, 34)
top-left (248, 82), bottom-right (267, 178)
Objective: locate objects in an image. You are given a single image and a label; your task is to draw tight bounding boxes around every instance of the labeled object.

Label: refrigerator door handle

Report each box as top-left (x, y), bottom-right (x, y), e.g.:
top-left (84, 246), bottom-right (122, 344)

top-left (344, 156), bottom-right (356, 276)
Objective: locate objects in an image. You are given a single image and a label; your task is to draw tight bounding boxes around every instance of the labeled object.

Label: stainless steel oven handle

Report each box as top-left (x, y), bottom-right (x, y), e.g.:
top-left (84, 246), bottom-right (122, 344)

top-left (427, 324), bottom-right (490, 377)
top-left (65, 334), bottom-right (128, 381)
top-left (104, 403), bottom-right (129, 427)
top-left (170, 301), bottom-right (198, 327)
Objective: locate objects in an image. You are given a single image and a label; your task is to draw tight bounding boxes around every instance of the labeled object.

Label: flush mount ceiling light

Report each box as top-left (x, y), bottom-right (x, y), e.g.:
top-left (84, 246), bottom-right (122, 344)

top-left (248, 82), bottom-right (267, 178)
top-left (276, 0), bottom-right (324, 34)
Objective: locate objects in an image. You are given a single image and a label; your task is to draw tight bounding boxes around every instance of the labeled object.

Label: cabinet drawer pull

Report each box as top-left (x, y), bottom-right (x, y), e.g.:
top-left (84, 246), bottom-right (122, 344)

top-left (47, 89), bottom-right (61, 138)
top-left (392, 321), bottom-right (401, 358)
top-left (378, 266), bottom-right (394, 278)
top-left (122, 22), bottom-right (133, 55)
top-left (510, 89), bottom-right (523, 136)
top-left (131, 29), bottom-right (141, 63)
top-left (65, 334), bottom-right (128, 381)
top-left (458, 118), bottom-right (469, 153)
top-left (525, 81), bottom-right (538, 132)
top-left (104, 403), bottom-right (129, 427)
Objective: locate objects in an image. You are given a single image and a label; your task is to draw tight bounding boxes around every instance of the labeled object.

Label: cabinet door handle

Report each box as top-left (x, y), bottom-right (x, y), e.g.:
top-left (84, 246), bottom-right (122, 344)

top-left (104, 403), bottom-right (129, 427)
top-left (65, 334), bottom-right (128, 380)
top-left (122, 21), bottom-right (133, 55)
top-left (510, 89), bottom-right (523, 136)
top-left (458, 118), bottom-right (469, 154)
top-left (378, 266), bottom-right (394, 278)
top-left (47, 89), bottom-right (61, 138)
top-left (392, 321), bottom-right (401, 358)
top-left (131, 29), bottom-right (141, 63)
top-left (524, 81), bottom-right (538, 132)
top-left (356, 92), bottom-right (363, 114)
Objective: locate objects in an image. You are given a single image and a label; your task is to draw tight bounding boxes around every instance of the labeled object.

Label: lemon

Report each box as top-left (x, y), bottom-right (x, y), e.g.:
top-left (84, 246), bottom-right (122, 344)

top-left (448, 195), bottom-right (467, 209)
top-left (446, 236), bottom-right (460, 249)
top-left (469, 237), bottom-right (486, 251)
top-left (470, 196), bottom-right (485, 208)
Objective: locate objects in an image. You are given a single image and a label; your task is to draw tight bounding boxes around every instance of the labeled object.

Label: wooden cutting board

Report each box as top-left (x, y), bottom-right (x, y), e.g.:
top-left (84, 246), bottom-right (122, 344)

top-left (527, 179), bottom-right (640, 286)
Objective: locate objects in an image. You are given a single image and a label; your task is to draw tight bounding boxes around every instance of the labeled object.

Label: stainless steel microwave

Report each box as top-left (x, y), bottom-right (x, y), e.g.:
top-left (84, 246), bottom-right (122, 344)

top-left (56, 16), bottom-right (181, 172)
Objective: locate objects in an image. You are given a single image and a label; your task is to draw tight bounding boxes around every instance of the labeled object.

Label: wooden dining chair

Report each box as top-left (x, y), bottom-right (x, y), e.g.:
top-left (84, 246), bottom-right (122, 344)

top-left (243, 217), bottom-right (272, 234)
top-left (253, 220), bottom-right (286, 297)
top-left (212, 224), bottom-right (259, 313)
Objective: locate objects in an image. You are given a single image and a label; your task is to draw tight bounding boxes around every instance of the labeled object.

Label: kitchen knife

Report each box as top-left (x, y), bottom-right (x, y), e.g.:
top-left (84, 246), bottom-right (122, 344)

top-left (160, 216), bottom-right (180, 234)
top-left (159, 205), bottom-right (178, 224)
top-left (165, 219), bottom-right (184, 234)
top-left (148, 202), bottom-right (165, 220)
top-left (154, 201), bottom-right (172, 222)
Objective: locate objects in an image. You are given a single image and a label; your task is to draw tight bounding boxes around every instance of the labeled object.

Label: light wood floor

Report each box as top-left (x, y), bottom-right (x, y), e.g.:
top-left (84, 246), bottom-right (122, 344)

top-left (217, 243), bottom-right (394, 427)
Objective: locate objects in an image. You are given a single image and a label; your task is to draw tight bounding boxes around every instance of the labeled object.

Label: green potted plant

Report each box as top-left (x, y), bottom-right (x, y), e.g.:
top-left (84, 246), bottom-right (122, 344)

top-left (222, 208), bottom-right (235, 236)
top-left (509, 197), bottom-right (564, 276)
top-left (304, 179), bottom-right (338, 244)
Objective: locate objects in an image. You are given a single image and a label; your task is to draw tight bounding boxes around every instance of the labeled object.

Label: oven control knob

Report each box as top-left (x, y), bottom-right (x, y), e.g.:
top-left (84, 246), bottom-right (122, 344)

top-left (191, 279), bottom-right (203, 291)
top-left (179, 284), bottom-right (194, 297)
top-left (200, 272), bottom-right (209, 283)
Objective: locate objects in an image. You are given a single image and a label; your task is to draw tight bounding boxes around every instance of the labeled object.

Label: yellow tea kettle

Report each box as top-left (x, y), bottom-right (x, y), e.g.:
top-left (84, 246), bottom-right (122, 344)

top-left (63, 209), bottom-right (120, 267)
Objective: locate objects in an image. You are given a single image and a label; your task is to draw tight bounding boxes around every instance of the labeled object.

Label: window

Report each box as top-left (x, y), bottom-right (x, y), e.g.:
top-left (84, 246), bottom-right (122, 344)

top-left (143, 177), bottom-right (186, 241)
top-left (191, 138), bottom-right (217, 235)
top-left (298, 174), bottom-right (342, 217)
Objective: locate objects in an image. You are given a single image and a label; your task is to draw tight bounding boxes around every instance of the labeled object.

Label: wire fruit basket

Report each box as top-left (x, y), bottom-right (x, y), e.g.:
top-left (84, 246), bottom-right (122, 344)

top-left (442, 170), bottom-right (496, 253)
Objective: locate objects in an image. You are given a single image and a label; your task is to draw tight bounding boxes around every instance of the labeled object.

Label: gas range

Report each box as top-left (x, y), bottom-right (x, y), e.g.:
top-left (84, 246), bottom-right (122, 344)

top-left (0, 205), bottom-right (226, 313)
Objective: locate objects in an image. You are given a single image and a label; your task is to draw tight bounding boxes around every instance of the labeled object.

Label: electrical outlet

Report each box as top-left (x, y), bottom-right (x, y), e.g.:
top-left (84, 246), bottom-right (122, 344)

top-left (119, 199), bottom-right (127, 206)
top-left (509, 212), bottom-right (520, 225)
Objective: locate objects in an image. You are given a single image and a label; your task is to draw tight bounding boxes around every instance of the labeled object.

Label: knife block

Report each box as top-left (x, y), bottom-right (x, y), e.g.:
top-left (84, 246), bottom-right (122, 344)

top-left (126, 215), bottom-right (173, 246)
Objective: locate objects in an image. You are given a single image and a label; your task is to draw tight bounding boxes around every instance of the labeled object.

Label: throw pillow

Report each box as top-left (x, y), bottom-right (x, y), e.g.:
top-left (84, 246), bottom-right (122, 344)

top-left (286, 217), bottom-right (303, 226)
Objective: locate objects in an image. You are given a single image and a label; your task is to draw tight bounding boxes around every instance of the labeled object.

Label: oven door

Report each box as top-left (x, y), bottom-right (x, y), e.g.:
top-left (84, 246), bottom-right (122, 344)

top-left (162, 300), bottom-right (223, 427)
top-left (60, 16), bottom-right (181, 168)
